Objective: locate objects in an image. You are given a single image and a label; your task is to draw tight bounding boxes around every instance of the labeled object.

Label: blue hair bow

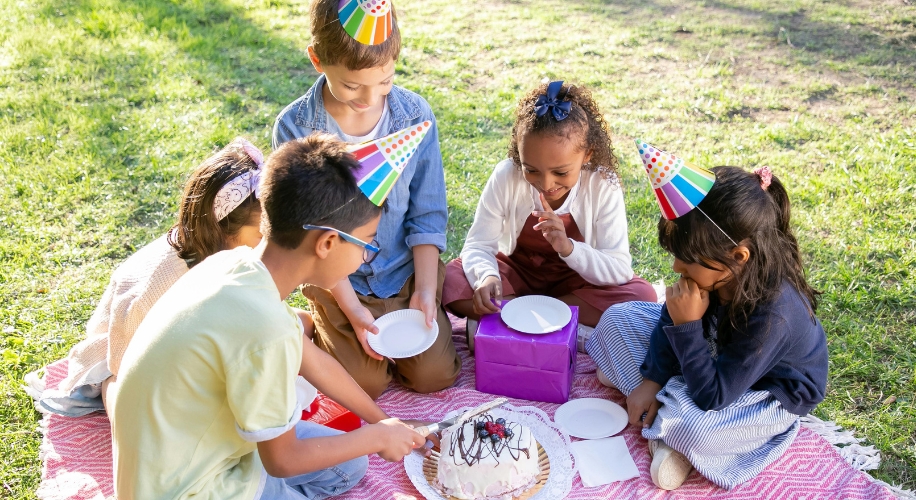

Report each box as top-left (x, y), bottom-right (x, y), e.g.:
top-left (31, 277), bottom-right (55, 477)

top-left (534, 80), bottom-right (572, 121)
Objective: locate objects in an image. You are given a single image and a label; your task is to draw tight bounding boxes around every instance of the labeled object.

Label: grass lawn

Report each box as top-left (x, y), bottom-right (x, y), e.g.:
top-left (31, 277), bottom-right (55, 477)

top-left (1, 0), bottom-right (914, 496)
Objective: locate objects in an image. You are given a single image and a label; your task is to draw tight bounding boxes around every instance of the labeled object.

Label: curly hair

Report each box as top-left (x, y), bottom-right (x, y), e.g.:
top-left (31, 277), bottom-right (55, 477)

top-left (508, 82), bottom-right (619, 184)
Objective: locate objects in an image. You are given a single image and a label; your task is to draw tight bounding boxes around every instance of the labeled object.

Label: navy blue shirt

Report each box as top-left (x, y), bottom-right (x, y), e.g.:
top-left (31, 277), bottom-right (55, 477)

top-left (640, 283), bottom-right (828, 416)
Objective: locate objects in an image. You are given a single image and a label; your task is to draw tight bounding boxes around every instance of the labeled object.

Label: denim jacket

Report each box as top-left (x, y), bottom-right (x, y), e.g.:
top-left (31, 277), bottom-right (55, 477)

top-left (272, 75), bottom-right (448, 298)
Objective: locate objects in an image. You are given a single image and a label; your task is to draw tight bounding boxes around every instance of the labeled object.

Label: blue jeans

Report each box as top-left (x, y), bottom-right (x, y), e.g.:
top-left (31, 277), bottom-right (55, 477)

top-left (258, 422), bottom-right (368, 500)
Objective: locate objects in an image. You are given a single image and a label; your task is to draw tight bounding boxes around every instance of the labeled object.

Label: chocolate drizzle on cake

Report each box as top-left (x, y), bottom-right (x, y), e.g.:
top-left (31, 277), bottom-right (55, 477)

top-left (447, 414), bottom-right (531, 467)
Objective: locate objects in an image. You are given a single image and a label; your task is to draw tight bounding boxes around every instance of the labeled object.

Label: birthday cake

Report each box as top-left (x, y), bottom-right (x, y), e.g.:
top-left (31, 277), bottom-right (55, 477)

top-left (436, 415), bottom-right (540, 500)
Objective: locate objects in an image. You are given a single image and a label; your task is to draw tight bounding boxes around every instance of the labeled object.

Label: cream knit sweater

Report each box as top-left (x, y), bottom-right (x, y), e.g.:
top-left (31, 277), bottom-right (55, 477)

top-left (58, 235), bottom-right (189, 394)
top-left (461, 159), bottom-right (635, 290)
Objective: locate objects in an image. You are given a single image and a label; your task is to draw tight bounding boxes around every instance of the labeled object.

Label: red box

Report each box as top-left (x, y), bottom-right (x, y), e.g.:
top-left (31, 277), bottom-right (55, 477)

top-left (302, 392), bottom-right (362, 432)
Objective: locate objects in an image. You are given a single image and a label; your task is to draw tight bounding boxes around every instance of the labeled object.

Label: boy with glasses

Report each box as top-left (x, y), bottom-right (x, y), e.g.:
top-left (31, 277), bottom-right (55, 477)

top-left (109, 135), bottom-right (433, 500)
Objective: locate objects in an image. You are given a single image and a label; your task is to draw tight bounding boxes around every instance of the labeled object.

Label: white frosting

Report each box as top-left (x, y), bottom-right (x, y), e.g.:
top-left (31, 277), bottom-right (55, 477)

top-left (436, 420), bottom-right (540, 500)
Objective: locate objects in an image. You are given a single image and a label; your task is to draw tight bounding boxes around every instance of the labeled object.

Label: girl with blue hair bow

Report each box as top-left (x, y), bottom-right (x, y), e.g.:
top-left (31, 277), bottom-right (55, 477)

top-left (442, 81), bottom-right (657, 350)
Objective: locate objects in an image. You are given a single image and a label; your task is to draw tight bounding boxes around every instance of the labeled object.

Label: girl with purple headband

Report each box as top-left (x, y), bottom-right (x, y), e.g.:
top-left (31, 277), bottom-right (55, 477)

top-left (37, 138), bottom-right (271, 416)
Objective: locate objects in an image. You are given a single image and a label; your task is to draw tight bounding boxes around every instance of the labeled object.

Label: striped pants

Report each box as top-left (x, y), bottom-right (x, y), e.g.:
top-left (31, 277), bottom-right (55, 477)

top-left (585, 302), bottom-right (800, 489)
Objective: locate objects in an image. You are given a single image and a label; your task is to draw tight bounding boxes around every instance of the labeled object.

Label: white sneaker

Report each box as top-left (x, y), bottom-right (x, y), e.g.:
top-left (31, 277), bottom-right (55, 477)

top-left (467, 319), bottom-right (478, 354)
top-left (648, 440), bottom-right (693, 490)
top-left (576, 323), bottom-right (594, 353)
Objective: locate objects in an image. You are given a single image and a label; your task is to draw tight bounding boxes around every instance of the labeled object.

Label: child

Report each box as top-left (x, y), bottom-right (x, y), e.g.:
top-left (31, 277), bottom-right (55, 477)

top-left (443, 81), bottom-right (657, 344)
top-left (586, 165), bottom-right (828, 490)
top-left (109, 134), bottom-right (430, 500)
top-left (39, 138), bottom-right (266, 417)
top-left (272, 0), bottom-right (459, 400)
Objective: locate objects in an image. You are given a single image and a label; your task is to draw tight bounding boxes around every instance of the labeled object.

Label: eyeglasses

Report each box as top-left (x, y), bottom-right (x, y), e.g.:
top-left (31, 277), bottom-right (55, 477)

top-left (302, 224), bottom-right (380, 264)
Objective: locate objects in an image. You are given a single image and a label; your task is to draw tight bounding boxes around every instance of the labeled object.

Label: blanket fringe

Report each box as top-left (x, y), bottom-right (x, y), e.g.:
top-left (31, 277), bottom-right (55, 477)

top-left (801, 415), bottom-right (915, 499)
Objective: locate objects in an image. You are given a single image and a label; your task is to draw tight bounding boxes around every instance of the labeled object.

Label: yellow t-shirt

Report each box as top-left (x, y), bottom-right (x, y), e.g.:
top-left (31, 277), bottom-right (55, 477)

top-left (110, 247), bottom-right (303, 500)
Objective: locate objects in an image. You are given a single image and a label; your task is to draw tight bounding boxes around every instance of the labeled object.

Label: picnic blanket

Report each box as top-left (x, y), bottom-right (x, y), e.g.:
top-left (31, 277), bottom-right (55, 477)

top-left (36, 317), bottom-right (899, 500)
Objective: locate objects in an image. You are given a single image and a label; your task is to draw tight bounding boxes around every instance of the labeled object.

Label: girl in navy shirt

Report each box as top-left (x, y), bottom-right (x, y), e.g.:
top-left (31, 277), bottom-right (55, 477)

top-left (586, 166), bottom-right (827, 490)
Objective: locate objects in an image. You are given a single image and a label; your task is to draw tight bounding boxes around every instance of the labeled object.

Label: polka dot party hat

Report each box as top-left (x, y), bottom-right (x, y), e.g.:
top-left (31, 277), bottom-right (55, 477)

top-left (348, 121), bottom-right (431, 205)
top-left (338, 0), bottom-right (393, 46)
top-left (636, 139), bottom-right (716, 220)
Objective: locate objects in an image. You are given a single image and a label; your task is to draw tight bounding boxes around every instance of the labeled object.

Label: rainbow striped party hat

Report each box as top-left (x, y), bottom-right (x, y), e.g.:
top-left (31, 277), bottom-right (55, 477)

top-left (338, 0), bottom-right (393, 46)
top-left (349, 121), bottom-right (431, 205)
top-left (636, 139), bottom-right (716, 220)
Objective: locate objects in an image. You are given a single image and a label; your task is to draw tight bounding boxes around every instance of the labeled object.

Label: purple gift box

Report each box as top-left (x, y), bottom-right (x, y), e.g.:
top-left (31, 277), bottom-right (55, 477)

top-left (475, 303), bottom-right (578, 404)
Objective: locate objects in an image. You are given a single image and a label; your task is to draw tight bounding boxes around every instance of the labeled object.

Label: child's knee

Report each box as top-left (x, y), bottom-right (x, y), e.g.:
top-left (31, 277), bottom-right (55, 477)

top-left (355, 374), bottom-right (390, 401)
top-left (597, 304), bottom-right (631, 336)
top-left (633, 280), bottom-right (661, 303)
top-left (343, 454), bottom-right (368, 485)
top-left (402, 355), bottom-right (460, 394)
top-left (411, 372), bottom-right (458, 394)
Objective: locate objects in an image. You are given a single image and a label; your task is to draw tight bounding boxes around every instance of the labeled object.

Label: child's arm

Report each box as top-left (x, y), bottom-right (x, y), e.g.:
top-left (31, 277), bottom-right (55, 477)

top-left (258, 416), bottom-right (424, 477)
top-left (409, 244), bottom-right (440, 327)
top-left (628, 306), bottom-right (681, 428)
top-left (460, 163), bottom-right (511, 306)
top-left (299, 329), bottom-right (388, 423)
top-left (402, 116), bottom-right (447, 315)
top-left (329, 278), bottom-right (384, 360)
top-left (557, 180), bottom-right (634, 286)
top-left (664, 278), bottom-right (793, 411)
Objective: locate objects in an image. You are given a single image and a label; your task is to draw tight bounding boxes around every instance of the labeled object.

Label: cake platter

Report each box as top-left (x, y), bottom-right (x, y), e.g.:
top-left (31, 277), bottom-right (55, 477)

top-left (404, 404), bottom-right (575, 500)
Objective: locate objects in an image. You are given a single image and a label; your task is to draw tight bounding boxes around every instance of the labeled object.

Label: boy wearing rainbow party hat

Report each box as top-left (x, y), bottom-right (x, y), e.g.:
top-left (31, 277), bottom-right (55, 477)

top-left (109, 135), bottom-right (435, 500)
top-left (273, 0), bottom-right (460, 400)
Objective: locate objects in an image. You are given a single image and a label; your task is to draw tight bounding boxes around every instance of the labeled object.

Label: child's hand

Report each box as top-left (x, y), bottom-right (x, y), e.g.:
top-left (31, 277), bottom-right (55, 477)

top-left (346, 305), bottom-right (384, 361)
top-left (372, 418), bottom-right (426, 462)
top-left (626, 379), bottom-right (663, 428)
top-left (532, 193), bottom-right (574, 257)
top-left (402, 419), bottom-right (441, 457)
top-left (472, 275), bottom-right (503, 316)
top-left (409, 289), bottom-right (438, 329)
top-left (666, 277), bottom-right (709, 326)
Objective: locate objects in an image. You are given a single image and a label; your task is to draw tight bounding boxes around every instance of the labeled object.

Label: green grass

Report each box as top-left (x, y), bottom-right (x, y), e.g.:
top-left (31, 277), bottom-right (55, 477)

top-left (1, 0), bottom-right (914, 496)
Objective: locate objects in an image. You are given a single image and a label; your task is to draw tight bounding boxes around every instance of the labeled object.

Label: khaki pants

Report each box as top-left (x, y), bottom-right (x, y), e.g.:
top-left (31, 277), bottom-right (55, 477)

top-left (302, 261), bottom-right (461, 400)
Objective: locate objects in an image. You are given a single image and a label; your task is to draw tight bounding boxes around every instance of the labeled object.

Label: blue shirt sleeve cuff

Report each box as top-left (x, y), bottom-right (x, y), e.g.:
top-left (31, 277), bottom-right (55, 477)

top-left (639, 362), bottom-right (672, 386)
top-left (663, 319), bottom-right (705, 338)
top-left (405, 233), bottom-right (446, 252)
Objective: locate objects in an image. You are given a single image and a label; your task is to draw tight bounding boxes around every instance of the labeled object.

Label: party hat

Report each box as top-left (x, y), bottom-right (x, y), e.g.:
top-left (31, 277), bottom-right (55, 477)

top-left (636, 139), bottom-right (716, 220)
top-left (338, 0), bottom-right (393, 46)
top-left (349, 121), bottom-right (431, 205)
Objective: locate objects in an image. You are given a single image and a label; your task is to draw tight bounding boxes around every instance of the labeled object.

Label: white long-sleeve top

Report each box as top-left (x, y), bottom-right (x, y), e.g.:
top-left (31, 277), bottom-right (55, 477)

top-left (461, 159), bottom-right (635, 290)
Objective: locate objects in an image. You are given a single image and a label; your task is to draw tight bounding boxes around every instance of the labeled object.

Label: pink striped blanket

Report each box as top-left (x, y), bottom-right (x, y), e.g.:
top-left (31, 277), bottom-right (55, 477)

top-left (37, 319), bottom-right (894, 500)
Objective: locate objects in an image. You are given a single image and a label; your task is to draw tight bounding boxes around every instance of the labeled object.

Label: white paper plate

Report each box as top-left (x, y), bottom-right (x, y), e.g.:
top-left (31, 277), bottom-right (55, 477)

top-left (367, 309), bottom-right (438, 359)
top-left (554, 398), bottom-right (628, 439)
top-left (500, 295), bottom-right (572, 334)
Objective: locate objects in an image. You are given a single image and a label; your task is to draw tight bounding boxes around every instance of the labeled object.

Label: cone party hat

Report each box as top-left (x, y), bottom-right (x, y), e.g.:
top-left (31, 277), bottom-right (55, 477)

top-left (636, 139), bottom-right (716, 220)
top-left (338, 0), bottom-right (393, 46)
top-left (349, 121), bottom-right (431, 205)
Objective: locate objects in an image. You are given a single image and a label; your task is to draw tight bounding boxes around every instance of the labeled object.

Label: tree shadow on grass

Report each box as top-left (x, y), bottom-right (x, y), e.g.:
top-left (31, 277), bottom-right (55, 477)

top-left (48, 0), bottom-right (317, 124)
top-left (559, 0), bottom-right (916, 93)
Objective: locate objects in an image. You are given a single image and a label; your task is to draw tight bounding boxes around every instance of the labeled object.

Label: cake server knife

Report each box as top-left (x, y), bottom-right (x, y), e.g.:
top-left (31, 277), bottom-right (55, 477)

top-left (412, 397), bottom-right (508, 436)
